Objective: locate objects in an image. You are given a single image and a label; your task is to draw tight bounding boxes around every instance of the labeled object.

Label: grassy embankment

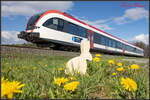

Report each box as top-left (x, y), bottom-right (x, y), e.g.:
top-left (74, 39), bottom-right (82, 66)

top-left (1, 52), bottom-right (149, 99)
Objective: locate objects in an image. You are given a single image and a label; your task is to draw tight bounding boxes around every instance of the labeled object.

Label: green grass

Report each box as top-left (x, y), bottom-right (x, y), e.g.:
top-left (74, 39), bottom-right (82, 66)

top-left (1, 52), bottom-right (149, 99)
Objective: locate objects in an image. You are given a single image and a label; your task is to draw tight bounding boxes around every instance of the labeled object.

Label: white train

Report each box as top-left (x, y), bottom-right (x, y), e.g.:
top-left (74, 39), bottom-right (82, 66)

top-left (18, 10), bottom-right (144, 56)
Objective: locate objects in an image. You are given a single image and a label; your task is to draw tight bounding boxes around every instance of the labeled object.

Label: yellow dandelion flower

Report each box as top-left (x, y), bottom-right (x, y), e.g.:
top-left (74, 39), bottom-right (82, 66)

top-left (70, 77), bottom-right (76, 80)
top-left (64, 81), bottom-right (79, 91)
top-left (54, 77), bottom-right (68, 86)
top-left (58, 68), bottom-right (64, 71)
top-left (112, 72), bottom-right (117, 76)
top-left (120, 77), bottom-right (137, 92)
top-left (108, 60), bottom-right (115, 65)
top-left (93, 57), bottom-right (100, 62)
top-left (45, 64), bottom-right (47, 67)
top-left (116, 67), bottom-right (124, 71)
top-left (1, 77), bottom-right (8, 83)
top-left (22, 66), bottom-right (26, 69)
top-left (38, 61), bottom-right (41, 64)
top-left (96, 54), bottom-right (101, 57)
top-left (99, 63), bottom-right (102, 66)
top-left (9, 67), bottom-right (12, 70)
top-left (117, 62), bottom-right (122, 67)
top-left (33, 67), bottom-right (37, 70)
top-left (1, 77), bottom-right (25, 99)
top-left (64, 62), bottom-right (67, 66)
top-left (130, 64), bottom-right (139, 70)
top-left (5, 63), bottom-right (8, 65)
top-left (86, 73), bottom-right (90, 78)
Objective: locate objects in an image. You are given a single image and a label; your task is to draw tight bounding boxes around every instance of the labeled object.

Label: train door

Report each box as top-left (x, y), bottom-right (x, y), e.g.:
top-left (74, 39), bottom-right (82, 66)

top-left (87, 30), bottom-right (94, 49)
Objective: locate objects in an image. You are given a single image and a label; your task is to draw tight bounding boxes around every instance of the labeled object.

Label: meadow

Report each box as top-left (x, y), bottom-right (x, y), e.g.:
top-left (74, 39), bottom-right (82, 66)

top-left (1, 51), bottom-right (149, 99)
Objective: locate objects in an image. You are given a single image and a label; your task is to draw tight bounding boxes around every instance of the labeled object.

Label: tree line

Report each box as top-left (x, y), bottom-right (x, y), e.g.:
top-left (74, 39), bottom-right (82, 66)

top-left (134, 41), bottom-right (149, 57)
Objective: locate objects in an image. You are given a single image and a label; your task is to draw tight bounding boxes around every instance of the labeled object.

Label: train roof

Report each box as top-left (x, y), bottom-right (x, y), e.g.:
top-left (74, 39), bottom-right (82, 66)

top-left (35, 10), bottom-right (143, 51)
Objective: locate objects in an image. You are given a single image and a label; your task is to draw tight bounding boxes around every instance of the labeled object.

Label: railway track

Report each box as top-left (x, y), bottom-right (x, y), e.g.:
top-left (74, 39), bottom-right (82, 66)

top-left (1, 45), bottom-right (105, 57)
top-left (1, 45), bottom-right (136, 58)
top-left (1, 44), bottom-right (51, 50)
top-left (1, 45), bottom-right (81, 57)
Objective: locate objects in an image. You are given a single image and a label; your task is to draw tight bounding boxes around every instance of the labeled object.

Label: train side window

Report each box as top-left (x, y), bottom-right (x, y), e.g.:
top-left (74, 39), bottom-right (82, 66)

top-left (126, 45), bottom-right (133, 52)
top-left (69, 23), bottom-right (77, 35)
top-left (116, 42), bottom-right (119, 49)
top-left (129, 46), bottom-right (132, 52)
top-left (120, 43), bottom-right (123, 49)
top-left (139, 49), bottom-right (143, 54)
top-left (128, 46), bottom-right (132, 52)
top-left (125, 45), bottom-right (127, 50)
top-left (126, 45), bottom-right (129, 51)
top-left (110, 39), bottom-right (113, 47)
top-left (106, 38), bottom-right (108, 46)
top-left (53, 18), bottom-right (58, 25)
top-left (108, 39), bottom-right (112, 47)
top-left (101, 36), bottom-right (105, 45)
top-left (98, 34), bottom-right (101, 44)
top-left (94, 32), bottom-right (100, 44)
top-left (105, 37), bottom-right (107, 46)
top-left (94, 32), bottom-right (97, 43)
top-left (116, 42), bottom-right (122, 49)
top-left (78, 26), bottom-right (86, 37)
top-left (59, 19), bottom-right (64, 26)
top-left (57, 19), bottom-right (64, 31)
top-left (62, 20), bottom-right (69, 33)
top-left (129, 46), bottom-right (131, 51)
top-left (128, 46), bottom-right (130, 51)
top-left (83, 28), bottom-right (87, 38)
top-left (134, 48), bottom-right (136, 52)
top-left (107, 38), bottom-right (109, 46)
top-left (78, 26), bottom-right (81, 36)
top-left (131, 46), bottom-right (134, 52)
top-left (117, 42), bottom-right (121, 49)
top-left (112, 40), bottom-right (116, 48)
top-left (105, 37), bottom-right (109, 46)
top-left (136, 49), bottom-right (139, 53)
top-left (136, 49), bottom-right (142, 54)
top-left (116, 41), bottom-right (119, 49)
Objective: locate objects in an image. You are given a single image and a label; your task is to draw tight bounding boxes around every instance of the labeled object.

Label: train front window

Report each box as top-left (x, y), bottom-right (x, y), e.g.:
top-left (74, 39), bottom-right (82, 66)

top-left (43, 19), bottom-right (53, 28)
top-left (26, 13), bottom-right (43, 30)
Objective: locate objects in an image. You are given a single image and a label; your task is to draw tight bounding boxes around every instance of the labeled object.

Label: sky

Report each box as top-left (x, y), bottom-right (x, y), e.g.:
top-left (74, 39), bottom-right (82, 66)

top-left (1, 1), bottom-right (149, 45)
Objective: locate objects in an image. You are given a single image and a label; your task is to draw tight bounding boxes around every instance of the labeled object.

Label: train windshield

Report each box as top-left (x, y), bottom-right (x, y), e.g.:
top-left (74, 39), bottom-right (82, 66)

top-left (26, 13), bottom-right (43, 30)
